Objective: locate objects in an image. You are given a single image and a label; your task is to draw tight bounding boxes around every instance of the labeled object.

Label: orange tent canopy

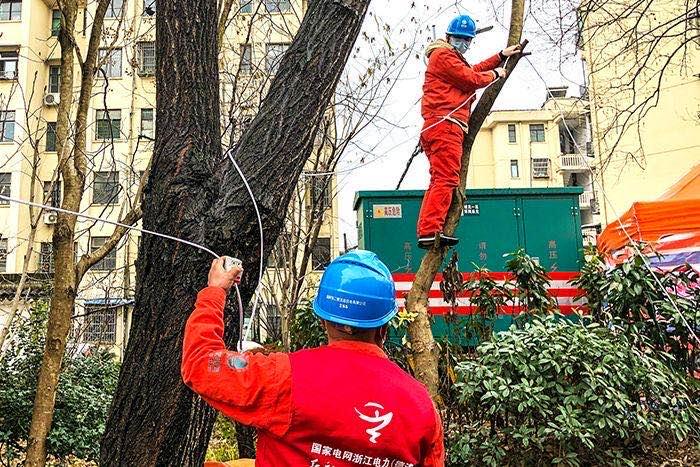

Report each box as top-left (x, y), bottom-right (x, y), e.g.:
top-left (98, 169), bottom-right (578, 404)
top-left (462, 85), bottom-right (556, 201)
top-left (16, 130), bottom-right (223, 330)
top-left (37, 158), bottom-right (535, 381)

top-left (598, 164), bottom-right (700, 267)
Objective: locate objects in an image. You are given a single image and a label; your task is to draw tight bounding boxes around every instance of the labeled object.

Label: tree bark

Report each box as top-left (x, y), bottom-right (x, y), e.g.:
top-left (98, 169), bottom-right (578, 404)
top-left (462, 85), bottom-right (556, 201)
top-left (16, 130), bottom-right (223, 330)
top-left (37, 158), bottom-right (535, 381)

top-left (405, 0), bottom-right (527, 402)
top-left (100, 0), bottom-right (371, 465)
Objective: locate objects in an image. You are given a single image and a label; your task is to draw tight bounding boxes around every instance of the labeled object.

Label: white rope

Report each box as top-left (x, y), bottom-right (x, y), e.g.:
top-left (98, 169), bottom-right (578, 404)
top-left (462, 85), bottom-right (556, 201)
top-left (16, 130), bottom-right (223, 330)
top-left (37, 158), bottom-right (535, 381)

top-left (0, 194), bottom-right (220, 258)
top-left (523, 56), bottom-right (699, 345)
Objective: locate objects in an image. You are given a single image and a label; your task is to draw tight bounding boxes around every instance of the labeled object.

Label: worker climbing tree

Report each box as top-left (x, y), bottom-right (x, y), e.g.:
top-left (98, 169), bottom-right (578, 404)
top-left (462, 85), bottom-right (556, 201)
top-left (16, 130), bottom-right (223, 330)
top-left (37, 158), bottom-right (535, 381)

top-left (417, 14), bottom-right (521, 249)
top-left (405, 0), bottom-right (527, 401)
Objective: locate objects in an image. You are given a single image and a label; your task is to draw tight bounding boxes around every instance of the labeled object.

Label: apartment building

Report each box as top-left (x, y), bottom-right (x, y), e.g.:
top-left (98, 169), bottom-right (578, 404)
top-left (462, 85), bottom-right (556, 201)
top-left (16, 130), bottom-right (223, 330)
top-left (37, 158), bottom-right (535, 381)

top-left (579, 0), bottom-right (700, 225)
top-left (468, 88), bottom-right (600, 241)
top-left (0, 0), bottom-right (338, 357)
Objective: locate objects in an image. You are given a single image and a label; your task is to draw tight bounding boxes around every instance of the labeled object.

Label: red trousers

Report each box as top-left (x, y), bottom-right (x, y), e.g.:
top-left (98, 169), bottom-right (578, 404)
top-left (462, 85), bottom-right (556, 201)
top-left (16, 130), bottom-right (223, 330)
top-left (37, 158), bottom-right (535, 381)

top-left (417, 120), bottom-right (464, 237)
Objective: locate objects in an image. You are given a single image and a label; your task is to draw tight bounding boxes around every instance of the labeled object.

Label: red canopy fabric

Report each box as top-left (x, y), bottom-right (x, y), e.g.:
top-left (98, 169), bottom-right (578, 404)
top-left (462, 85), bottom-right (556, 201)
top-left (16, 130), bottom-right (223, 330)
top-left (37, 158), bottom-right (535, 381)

top-left (598, 164), bottom-right (700, 268)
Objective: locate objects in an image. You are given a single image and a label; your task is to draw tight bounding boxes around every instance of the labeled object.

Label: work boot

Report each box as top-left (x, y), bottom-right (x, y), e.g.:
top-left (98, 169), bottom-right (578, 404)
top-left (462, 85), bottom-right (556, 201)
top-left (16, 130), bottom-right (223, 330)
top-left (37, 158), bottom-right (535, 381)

top-left (417, 232), bottom-right (459, 249)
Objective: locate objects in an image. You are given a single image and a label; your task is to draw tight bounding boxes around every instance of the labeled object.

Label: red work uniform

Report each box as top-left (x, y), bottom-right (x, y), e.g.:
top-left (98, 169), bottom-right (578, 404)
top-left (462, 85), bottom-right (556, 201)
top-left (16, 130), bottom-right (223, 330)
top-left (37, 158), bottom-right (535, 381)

top-left (182, 287), bottom-right (445, 466)
top-left (417, 40), bottom-right (503, 238)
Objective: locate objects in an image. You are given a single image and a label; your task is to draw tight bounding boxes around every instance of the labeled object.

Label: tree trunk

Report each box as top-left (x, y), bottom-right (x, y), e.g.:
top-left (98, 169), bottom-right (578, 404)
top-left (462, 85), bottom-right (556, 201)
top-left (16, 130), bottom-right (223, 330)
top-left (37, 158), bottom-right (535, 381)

top-left (100, 0), bottom-right (371, 464)
top-left (24, 3), bottom-right (79, 464)
top-left (405, 0), bottom-right (527, 402)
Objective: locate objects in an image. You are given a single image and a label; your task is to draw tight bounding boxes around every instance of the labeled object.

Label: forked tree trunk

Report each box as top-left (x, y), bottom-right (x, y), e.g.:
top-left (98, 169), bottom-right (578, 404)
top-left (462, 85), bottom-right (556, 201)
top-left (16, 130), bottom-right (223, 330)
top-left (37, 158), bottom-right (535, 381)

top-left (405, 0), bottom-right (527, 401)
top-left (100, 0), bottom-right (371, 464)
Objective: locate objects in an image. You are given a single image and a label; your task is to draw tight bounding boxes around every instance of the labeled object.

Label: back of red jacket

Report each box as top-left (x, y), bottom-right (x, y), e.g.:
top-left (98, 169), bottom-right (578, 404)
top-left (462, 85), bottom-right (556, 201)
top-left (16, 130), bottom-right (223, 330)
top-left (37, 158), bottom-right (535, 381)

top-left (255, 344), bottom-right (440, 467)
top-left (421, 40), bottom-right (501, 127)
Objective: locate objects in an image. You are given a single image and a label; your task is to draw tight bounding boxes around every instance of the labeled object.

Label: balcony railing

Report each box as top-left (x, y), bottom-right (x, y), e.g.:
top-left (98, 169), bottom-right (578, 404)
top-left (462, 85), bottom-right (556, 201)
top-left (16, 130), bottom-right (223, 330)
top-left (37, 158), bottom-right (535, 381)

top-left (559, 153), bottom-right (589, 171)
top-left (579, 191), bottom-right (594, 209)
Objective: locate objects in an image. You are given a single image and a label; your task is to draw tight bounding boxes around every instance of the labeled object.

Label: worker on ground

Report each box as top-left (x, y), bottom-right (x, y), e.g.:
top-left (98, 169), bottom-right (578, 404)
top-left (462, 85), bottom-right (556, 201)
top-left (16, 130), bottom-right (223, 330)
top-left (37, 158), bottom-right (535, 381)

top-left (417, 14), bottom-right (521, 249)
top-left (182, 250), bottom-right (445, 466)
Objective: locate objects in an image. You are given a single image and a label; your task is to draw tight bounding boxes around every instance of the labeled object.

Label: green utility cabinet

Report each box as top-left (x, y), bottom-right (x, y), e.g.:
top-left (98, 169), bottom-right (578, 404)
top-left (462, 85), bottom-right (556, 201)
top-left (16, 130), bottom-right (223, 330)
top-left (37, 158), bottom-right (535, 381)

top-left (354, 188), bottom-right (585, 343)
top-left (354, 188), bottom-right (585, 273)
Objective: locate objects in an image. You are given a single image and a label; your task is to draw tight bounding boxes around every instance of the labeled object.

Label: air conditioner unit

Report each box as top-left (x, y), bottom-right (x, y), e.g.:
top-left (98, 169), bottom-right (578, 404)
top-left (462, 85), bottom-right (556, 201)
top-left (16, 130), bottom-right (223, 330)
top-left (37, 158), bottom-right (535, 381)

top-left (43, 93), bottom-right (59, 106)
top-left (43, 212), bottom-right (58, 225)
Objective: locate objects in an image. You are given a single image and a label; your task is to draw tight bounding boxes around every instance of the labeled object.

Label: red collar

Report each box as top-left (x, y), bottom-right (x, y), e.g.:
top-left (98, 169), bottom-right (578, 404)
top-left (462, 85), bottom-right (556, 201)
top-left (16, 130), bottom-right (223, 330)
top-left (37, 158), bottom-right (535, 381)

top-left (327, 340), bottom-right (388, 359)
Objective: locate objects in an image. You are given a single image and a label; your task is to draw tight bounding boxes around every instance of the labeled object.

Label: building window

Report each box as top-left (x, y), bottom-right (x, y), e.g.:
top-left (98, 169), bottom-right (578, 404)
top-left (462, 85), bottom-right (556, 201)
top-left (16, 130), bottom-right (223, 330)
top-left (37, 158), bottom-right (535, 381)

top-left (140, 108), bottom-right (154, 138)
top-left (508, 124), bottom-right (517, 143)
top-left (264, 0), bottom-right (291, 13)
top-left (529, 123), bottom-right (545, 143)
top-left (532, 158), bottom-right (551, 179)
top-left (0, 0), bottom-right (21, 21)
top-left (40, 242), bottom-right (54, 273)
top-left (0, 173), bottom-right (9, 203)
top-left (510, 160), bottom-right (519, 178)
top-left (92, 171), bottom-right (119, 205)
top-left (143, 0), bottom-right (156, 16)
top-left (83, 306), bottom-right (117, 343)
top-left (90, 236), bottom-right (117, 271)
top-left (43, 180), bottom-right (61, 207)
top-left (307, 175), bottom-right (331, 211)
top-left (0, 111), bottom-right (15, 142)
top-left (268, 234), bottom-right (291, 269)
top-left (95, 109), bottom-right (121, 140)
top-left (265, 304), bottom-right (282, 341)
top-left (0, 50), bottom-right (18, 80)
top-left (240, 0), bottom-right (252, 13)
top-left (51, 9), bottom-right (61, 36)
top-left (48, 65), bottom-right (60, 93)
top-left (97, 48), bottom-right (122, 78)
top-left (265, 43), bottom-right (289, 74)
top-left (312, 237), bottom-right (331, 271)
top-left (106, 0), bottom-right (123, 18)
top-left (136, 42), bottom-right (155, 76)
top-left (45, 122), bottom-right (57, 152)
top-left (0, 239), bottom-right (7, 271)
top-left (239, 44), bottom-right (252, 74)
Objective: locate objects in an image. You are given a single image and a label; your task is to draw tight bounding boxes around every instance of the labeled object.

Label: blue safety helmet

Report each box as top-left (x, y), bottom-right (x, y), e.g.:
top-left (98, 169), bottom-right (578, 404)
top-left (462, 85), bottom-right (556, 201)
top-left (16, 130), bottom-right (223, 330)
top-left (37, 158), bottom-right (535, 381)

top-left (446, 14), bottom-right (477, 39)
top-left (313, 250), bottom-right (398, 329)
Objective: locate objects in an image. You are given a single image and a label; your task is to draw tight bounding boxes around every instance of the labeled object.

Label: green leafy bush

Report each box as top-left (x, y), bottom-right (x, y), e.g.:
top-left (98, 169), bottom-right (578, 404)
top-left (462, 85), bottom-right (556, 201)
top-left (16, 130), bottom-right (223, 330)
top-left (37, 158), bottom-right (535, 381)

top-left (289, 301), bottom-right (327, 351)
top-left (450, 316), bottom-right (699, 466)
top-left (0, 302), bottom-right (120, 463)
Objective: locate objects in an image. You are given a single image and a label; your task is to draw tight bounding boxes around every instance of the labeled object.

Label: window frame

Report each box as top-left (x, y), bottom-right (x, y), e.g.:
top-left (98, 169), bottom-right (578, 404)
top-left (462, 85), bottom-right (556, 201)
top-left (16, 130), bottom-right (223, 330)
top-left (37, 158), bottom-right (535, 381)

top-left (0, 110), bottom-right (15, 142)
top-left (240, 0), bottom-right (253, 14)
top-left (45, 121), bottom-right (57, 152)
top-left (239, 44), bottom-right (252, 74)
top-left (507, 123), bottom-right (517, 143)
top-left (0, 238), bottom-right (7, 271)
top-left (89, 236), bottom-right (117, 271)
top-left (136, 42), bottom-right (155, 76)
top-left (92, 171), bottom-right (120, 205)
top-left (51, 9), bottom-right (61, 36)
top-left (529, 123), bottom-right (546, 143)
top-left (43, 180), bottom-right (61, 207)
top-left (143, 0), bottom-right (156, 16)
top-left (510, 159), bottom-right (520, 179)
top-left (263, 0), bottom-right (291, 13)
top-left (311, 237), bottom-right (331, 271)
top-left (0, 50), bottom-right (19, 80)
top-left (0, 172), bottom-right (10, 204)
top-left (140, 108), bottom-right (154, 138)
top-left (48, 64), bottom-right (60, 93)
top-left (0, 0), bottom-right (22, 21)
top-left (83, 305), bottom-right (117, 343)
top-left (97, 48), bottom-right (122, 78)
top-left (265, 42), bottom-right (290, 74)
top-left (532, 157), bottom-right (551, 179)
top-left (95, 109), bottom-right (121, 141)
top-left (105, 0), bottom-right (123, 18)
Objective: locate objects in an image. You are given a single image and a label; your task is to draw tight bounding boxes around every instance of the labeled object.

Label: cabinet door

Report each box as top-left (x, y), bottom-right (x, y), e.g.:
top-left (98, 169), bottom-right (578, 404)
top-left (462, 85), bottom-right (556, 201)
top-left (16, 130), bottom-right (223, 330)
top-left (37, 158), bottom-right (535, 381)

top-left (456, 196), bottom-right (521, 272)
top-left (520, 197), bottom-right (582, 272)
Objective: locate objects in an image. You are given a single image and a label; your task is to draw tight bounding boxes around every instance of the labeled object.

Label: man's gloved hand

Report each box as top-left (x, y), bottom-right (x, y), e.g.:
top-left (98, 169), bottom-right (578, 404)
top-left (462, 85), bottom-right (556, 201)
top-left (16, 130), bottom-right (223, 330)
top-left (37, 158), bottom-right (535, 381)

top-left (494, 67), bottom-right (508, 79)
top-left (501, 44), bottom-right (522, 57)
top-left (208, 257), bottom-right (243, 293)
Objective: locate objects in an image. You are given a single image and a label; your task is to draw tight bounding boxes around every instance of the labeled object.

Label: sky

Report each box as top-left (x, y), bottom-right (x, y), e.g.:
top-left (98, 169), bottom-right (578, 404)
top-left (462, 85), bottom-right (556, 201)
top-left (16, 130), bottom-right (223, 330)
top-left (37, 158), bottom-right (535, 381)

top-left (333, 0), bottom-right (585, 247)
